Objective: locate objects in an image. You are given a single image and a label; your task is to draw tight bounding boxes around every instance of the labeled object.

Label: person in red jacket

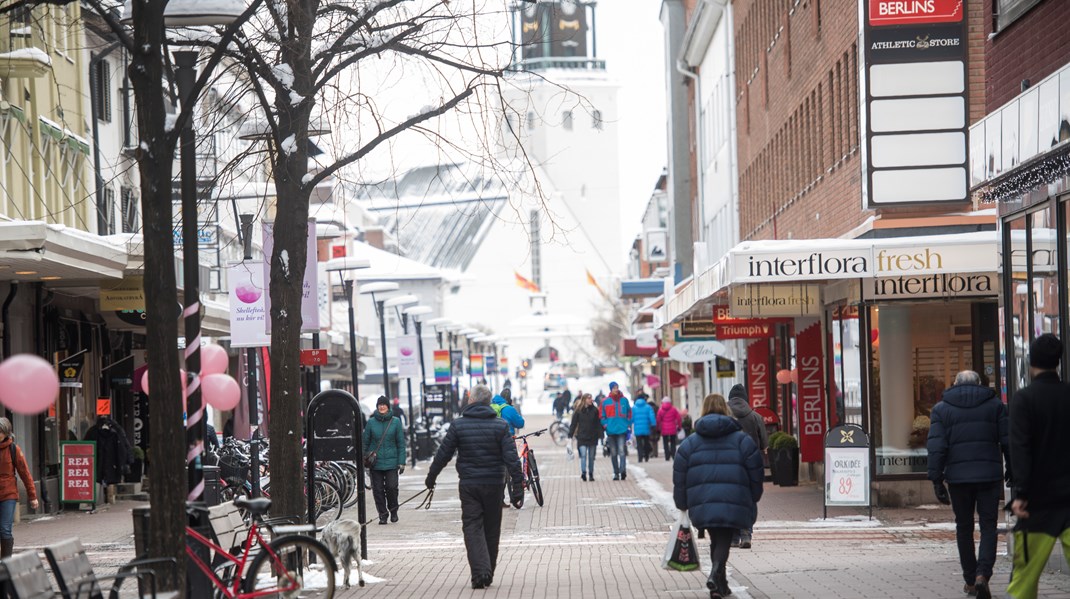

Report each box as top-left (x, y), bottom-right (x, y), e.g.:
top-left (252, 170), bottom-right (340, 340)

top-left (656, 398), bottom-right (683, 460)
top-left (0, 417), bottom-right (37, 558)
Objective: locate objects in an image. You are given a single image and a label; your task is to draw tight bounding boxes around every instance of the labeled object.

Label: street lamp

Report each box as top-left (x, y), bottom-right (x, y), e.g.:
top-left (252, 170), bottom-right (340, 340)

top-left (325, 257), bottom-right (372, 559)
top-left (403, 305), bottom-right (432, 466)
top-left (383, 294), bottom-right (418, 465)
top-left (425, 317), bottom-right (453, 349)
top-left (359, 282), bottom-right (400, 401)
top-left (445, 323), bottom-right (466, 415)
top-left (464, 330), bottom-right (483, 388)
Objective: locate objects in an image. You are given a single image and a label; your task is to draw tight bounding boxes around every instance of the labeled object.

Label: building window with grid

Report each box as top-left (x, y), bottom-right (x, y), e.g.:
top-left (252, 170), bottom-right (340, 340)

top-left (91, 59), bottom-right (112, 123)
top-left (121, 186), bottom-right (139, 233)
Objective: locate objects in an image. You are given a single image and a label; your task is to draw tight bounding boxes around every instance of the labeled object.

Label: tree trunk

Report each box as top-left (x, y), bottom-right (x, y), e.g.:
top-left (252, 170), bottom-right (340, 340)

top-left (129, 2), bottom-right (186, 594)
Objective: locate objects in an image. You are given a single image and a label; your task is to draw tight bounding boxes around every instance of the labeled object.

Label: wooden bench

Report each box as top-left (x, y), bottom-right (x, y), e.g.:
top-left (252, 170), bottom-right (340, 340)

top-left (43, 538), bottom-right (177, 599)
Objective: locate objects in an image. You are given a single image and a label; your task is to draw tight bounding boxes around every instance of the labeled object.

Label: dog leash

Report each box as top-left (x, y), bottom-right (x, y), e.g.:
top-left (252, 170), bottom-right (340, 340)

top-left (359, 488), bottom-right (433, 526)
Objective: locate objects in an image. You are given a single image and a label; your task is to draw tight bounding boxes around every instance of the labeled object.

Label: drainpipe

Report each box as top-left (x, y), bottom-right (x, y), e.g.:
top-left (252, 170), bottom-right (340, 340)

top-left (90, 42), bottom-right (121, 234)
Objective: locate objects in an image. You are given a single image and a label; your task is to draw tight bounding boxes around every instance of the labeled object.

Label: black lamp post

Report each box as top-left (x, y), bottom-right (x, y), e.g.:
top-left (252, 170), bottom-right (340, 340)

top-left (238, 214), bottom-right (262, 497)
top-left (384, 295), bottom-right (418, 466)
top-left (403, 305), bottom-right (432, 466)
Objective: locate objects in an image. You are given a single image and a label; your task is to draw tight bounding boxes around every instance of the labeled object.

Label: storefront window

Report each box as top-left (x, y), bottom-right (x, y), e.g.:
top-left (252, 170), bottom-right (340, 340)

top-left (1031, 207), bottom-right (1060, 338)
top-left (830, 305), bottom-right (862, 426)
top-left (1007, 216), bottom-right (1029, 392)
top-left (870, 302), bottom-right (977, 476)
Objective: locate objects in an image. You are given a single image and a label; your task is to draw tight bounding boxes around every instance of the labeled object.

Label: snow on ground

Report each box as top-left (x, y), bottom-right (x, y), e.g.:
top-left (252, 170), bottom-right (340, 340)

top-left (754, 515), bottom-right (883, 529)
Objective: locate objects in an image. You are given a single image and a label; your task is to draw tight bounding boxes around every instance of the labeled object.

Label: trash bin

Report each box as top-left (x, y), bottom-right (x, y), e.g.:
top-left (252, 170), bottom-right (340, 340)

top-left (203, 465), bottom-right (222, 506)
top-left (416, 431), bottom-right (434, 460)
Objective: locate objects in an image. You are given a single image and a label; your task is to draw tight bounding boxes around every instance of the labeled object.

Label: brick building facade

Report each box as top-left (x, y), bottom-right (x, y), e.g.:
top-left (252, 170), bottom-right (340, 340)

top-left (983, 0), bottom-right (1070, 113)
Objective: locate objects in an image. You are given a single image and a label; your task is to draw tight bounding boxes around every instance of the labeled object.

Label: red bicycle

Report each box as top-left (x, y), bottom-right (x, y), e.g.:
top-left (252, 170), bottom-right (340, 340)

top-left (514, 429), bottom-right (547, 507)
top-left (185, 496), bottom-right (336, 598)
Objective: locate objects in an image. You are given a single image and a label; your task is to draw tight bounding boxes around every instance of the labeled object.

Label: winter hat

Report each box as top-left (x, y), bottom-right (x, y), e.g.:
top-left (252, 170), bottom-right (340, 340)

top-left (1029, 333), bottom-right (1063, 370)
top-left (662, 397), bottom-right (671, 404)
top-left (376, 396), bottom-right (390, 409)
top-left (729, 384), bottom-right (747, 402)
top-left (608, 381), bottom-right (619, 390)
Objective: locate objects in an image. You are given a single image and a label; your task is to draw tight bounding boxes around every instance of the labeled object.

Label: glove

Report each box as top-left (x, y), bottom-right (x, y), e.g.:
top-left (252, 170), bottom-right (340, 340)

top-left (424, 475), bottom-right (436, 490)
top-left (399, 465), bottom-right (405, 475)
top-left (1004, 468), bottom-right (1013, 486)
top-left (933, 482), bottom-right (951, 505)
top-left (509, 483), bottom-right (524, 509)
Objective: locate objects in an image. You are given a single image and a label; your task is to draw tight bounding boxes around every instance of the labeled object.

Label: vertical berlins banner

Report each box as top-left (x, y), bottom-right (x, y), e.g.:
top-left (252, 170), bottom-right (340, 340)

top-left (796, 320), bottom-right (827, 463)
top-left (860, 0), bottom-right (969, 207)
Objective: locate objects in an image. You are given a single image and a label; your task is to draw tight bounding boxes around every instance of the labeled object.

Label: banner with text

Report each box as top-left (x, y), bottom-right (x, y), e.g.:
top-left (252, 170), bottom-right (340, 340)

top-left (61, 442), bottom-right (96, 503)
top-left (229, 261), bottom-right (270, 348)
top-left (746, 340), bottom-right (771, 409)
top-left (797, 320), bottom-right (828, 463)
top-left (262, 219), bottom-right (320, 332)
top-left (397, 335), bottom-right (420, 379)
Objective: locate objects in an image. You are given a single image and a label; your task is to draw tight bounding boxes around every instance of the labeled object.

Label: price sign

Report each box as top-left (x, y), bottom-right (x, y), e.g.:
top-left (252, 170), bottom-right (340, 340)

top-left (824, 424), bottom-right (871, 508)
top-left (61, 442), bottom-right (97, 504)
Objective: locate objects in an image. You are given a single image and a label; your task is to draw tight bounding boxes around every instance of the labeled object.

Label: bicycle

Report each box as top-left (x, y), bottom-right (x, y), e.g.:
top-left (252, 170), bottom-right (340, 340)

top-left (548, 419), bottom-right (569, 447)
top-left (185, 496), bottom-right (337, 598)
top-left (514, 428), bottom-right (547, 507)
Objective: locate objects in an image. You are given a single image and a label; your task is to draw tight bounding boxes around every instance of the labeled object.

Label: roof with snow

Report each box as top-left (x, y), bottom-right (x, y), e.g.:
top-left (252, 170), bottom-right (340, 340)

top-left (347, 239), bottom-right (451, 282)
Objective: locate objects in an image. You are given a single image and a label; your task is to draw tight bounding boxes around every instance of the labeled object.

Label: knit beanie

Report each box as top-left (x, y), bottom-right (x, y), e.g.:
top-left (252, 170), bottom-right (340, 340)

top-left (728, 384), bottom-right (747, 402)
top-left (376, 396), bottom-right (390, 409)
top-left (1029, 334), bottom-right (1063, 370)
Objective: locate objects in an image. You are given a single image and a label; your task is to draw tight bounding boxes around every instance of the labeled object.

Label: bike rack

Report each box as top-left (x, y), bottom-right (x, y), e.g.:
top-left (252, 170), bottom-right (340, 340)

top-left (305, 389), bottom-right (367, 559)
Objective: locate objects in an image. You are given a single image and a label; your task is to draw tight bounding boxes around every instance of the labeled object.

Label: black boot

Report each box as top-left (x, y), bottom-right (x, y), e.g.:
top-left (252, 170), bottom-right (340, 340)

top-left (1, 538), bottom-right (13, 558)
top-left (378, 515), bottom-right (388, 525)
top-left (707, 569), bottom-right (722, 599)
top-left (715, 561), bottom-right (731, 596)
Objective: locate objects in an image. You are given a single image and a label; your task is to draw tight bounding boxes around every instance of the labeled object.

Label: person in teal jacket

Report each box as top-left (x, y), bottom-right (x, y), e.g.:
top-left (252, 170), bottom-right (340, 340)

top-left (492, 393), bottom-right (525, 436)
top-left (600, 382), bottom-right (632, 480)
top-left (631, 395), bottom-right (657, 462)
top-left (363, 396), bottom-right (407, 524)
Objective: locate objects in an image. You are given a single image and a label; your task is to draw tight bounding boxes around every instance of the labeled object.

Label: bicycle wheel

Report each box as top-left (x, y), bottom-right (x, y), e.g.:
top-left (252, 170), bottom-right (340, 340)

top-left (527, 451), bottom-right (544, 507)
top-left (243, 535), bottom-right (336, 598)
top-left (313, 478), bottom-right (342, 527)
top-left (549, 422), bottom-right (569, 447)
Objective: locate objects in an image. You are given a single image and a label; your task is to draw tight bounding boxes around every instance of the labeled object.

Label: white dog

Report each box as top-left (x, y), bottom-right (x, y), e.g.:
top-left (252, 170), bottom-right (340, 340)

top-left (321, 519), bottom-right (364, 588)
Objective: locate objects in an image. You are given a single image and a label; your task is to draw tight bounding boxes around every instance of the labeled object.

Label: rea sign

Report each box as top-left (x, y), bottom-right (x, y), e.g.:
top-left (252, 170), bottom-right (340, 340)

top-left (61, 442), bottom-right (97, 504)
top-left (869, 0), bottom-right (964, 27)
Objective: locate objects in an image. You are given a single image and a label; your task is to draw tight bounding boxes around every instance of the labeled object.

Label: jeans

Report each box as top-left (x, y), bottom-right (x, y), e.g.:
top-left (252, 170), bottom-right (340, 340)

top-left (370, 468), bottom-right (400, 518)
top-left (577, 444), bottom-right (596, 476)
top-left (663, 435), bottom-right (678, 460)
top-left (607, 434), bottom-right (627, 477)
top-left (0, 499), bottom-right (15, 540)
top-left (948, 480), bottom-right (1001, 584)
top-left (636, 435), bottom-right (651, 462)
top-left (459, 484), bottom-right (505, 581)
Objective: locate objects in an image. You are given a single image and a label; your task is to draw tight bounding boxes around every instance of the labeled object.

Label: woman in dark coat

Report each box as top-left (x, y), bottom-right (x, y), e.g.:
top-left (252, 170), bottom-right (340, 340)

top-left (673, 394), bottom-right (764, 599)
top-left (568, 393), bottom-right (602, 481)
top-left (362, 396), bottom-right (406, 524)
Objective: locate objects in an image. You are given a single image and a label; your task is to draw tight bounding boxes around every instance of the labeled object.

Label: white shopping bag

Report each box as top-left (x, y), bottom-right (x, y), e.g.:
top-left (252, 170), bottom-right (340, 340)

top-left (662, 510), bottom-right (700, 571)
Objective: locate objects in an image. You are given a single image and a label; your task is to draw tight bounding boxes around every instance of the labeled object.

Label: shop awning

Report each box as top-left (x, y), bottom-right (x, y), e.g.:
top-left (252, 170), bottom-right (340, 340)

top-left (666, 231), bottom-right (998, 323)
top-left (620, 278), bottom-right (666, 299)
top-left (0, 221), bottom-right (127, 281)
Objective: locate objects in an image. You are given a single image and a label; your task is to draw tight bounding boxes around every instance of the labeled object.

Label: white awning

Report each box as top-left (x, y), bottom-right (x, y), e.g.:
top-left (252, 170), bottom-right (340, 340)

top-left (0, 221), bottom-right (127, 281)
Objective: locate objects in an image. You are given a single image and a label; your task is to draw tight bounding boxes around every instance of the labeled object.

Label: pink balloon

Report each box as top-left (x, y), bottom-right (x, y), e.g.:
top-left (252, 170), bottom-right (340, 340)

top-left (0, 354), bottom-right (59, 415)
top-left (789, 369), bottom-right (799, 384)
top-left (201, 344), bottom-right (229, 376)
top-left (202, 374), bottom-right (240, 411)
top-left (141, 369), bottom-right (150, 395)
top-left (776, 369), bottom-right (792, 385)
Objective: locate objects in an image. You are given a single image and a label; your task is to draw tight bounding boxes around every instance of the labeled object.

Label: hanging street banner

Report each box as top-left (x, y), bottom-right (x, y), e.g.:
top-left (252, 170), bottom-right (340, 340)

top-left (433, 350), bottom-right (451, 383)
top-left (499, 357), bottom-right (509, 376)
top-left (229, 260), bottom-right (270, 348)
top-left (60, 442), bottom-right (96, 504)
top-left (470, 354), bottom-right (484, 378)
top-left (397, 335), bottom-right (421, 379)
top-left (485, 355), bottom-right (497, 373)
top-left (797, 320), bottom-right (828, 463)
top-left (59, 354), bottom-right (85, 388)
top-left (262, 219), bottom-right (320, 332)
top-left (450, 350), bottom-right (464, 376)
top-left (747, 340), bottom-right (771, 409)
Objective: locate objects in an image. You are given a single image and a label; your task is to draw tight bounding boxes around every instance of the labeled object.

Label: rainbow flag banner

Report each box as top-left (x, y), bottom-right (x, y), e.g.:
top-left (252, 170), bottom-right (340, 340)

top-left (499, 357), bottom-right (509, 375)
top-left (433, 350), bottom-right (451, 383)
top-left (471, 354), bottom-right (484, 378)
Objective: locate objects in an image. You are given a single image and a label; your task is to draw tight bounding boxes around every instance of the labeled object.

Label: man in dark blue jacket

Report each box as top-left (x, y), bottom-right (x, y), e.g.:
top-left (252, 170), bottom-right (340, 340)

top-left (927, 370), bottom-right (1009, 599)
top-left (426, 385), bottom-right (524, 590)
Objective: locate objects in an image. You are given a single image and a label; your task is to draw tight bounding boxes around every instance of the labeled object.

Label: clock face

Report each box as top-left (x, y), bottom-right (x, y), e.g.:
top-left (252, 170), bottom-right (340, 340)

top-left (560, 0), bottom-right (578, 16)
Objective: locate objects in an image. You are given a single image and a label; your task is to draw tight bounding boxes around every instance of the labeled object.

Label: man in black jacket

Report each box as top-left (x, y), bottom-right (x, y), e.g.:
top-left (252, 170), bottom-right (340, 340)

top-left (1007, 334), bottom-right (1070, 599)
top-left (728, 384), bottom-right (769, 549)
top-left (426, 384), bottom-right (524, 590)
top-left (927, 370), bottom-right (1008, 599)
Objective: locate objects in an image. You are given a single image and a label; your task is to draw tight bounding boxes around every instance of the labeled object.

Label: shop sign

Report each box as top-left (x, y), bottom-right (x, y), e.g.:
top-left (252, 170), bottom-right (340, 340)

top-left (60, 442), bottom-right (96, 504)
top-left (755, 407), bottom-right (779, 425)
top-left (229, 261), bottom-right (270, 348)
top-left (797, 321), bottom-right (827, 463)
top-left (715, 356), bottom-right (735, 379)
top-left (716, 322), bottom-right (776, 340)
top-left (867, 0), bottom-right (963, 27)
top-left (397, 335), bottom-right (420, 379)
top-left (59, 354), bottom-right (84, 389)
top-left (730, 284), bottom-right (821, 318)
top-left (100, 276), bottom-right (145, 311)
top-left (747, 340), bottom-right (771, 409)
top-left (861, 272), bottom-right (996, 300)
top-left (96, 398), bottom-right (111, 416)
top-left (679, 320), bottom-right (718, 338)
top-left (668, 341), bottom-right (725, 363)
top-left (824, 425), bottom-right (871, 507)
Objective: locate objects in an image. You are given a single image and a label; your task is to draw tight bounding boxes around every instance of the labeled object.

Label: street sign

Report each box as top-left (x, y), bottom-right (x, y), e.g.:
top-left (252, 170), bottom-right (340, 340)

top-left (300, 349), bottom-right (328, 367)
top-left (824, 425), bottom-right (872, 517)
top-left (60, 442), bottom-right (97, 504)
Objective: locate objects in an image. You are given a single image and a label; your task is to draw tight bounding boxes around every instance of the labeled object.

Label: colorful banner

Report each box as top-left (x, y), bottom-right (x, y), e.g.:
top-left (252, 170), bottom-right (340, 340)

top-left (262, 219), bottom-right (320, 332)
top-left (59, 354), bottom-right (85, 389)
top-left (747, 340), bottom-right (771, 409)
top-left (470, 354), bottom-right (484, 378)
top-left (499, 357), bottom-right (508, 375)
top-left (485, 355), bottom-right (497, 373)
top-left (229, 260), bottom-right (270, 348)
top-left (433, 350), bottom-right (451, 383)
top-left (797, 320), bottom-right (828, 463)
top-left (397, 335), bottom-right (420, 379)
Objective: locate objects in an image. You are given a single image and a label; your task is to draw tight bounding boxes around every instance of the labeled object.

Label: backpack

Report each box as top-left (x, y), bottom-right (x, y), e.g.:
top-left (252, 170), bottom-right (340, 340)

top-left (492, 402), bottom-right (506, 418)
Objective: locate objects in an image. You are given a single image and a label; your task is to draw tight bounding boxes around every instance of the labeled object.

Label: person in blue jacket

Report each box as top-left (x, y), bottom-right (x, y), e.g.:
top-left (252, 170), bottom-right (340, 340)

top-left (673, 394), bottom-right (763, 599)
top-left (492, 393), bottom-right (525, 436)
top-left (600, 381), bottom-right (632, 480)
top-left (631, 394), bottom-right (657, 463)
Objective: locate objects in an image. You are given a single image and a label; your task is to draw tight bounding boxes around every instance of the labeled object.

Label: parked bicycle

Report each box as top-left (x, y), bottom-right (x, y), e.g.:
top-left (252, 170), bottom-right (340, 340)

top-left (548, 419), bottom-right (569, 447)
top-left (514, 428), bottom-right (547, 507)
top-left (185, 497), bottom-right (336, 598)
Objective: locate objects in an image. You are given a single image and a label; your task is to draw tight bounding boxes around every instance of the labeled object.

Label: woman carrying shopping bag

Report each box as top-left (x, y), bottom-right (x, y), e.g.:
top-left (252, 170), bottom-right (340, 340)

top-left (0, 418), bottom-right (37, 557)
top-left (363, 396), bottom-right (406, 524)
top-left (672, 394), bottom-right (764, 598)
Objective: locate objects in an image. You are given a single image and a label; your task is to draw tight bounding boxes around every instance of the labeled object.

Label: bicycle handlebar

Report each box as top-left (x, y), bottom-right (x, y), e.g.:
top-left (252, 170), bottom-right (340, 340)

top-left (514, 428), bottom-right (548, 440)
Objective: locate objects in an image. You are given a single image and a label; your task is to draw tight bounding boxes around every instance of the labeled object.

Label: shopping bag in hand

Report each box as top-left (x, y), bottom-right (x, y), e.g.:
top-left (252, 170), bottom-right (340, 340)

top-left (566, 441), bottom-right (575, 461)
top-left (662, 511), bottom-right (700, 571)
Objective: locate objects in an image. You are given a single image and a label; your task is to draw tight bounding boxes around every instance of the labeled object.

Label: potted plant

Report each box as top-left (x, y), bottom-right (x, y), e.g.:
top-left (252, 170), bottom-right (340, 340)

top-left (768, 431), bottom-right (799, 487)
top-left (125, 446), bottom-right (145, 483)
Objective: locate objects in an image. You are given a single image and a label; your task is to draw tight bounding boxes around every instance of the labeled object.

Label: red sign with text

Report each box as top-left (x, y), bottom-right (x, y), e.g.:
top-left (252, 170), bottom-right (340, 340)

top-left (300, 348), bottom-right (328, 367)
top-left (61, 442), bottom-right (96, 503)
top-left (868, 0), bottom-right (964, 27)
top-left (797, 322), bottom-right (827, 463)
top-left (747, 340), bottom-right (771, 409)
